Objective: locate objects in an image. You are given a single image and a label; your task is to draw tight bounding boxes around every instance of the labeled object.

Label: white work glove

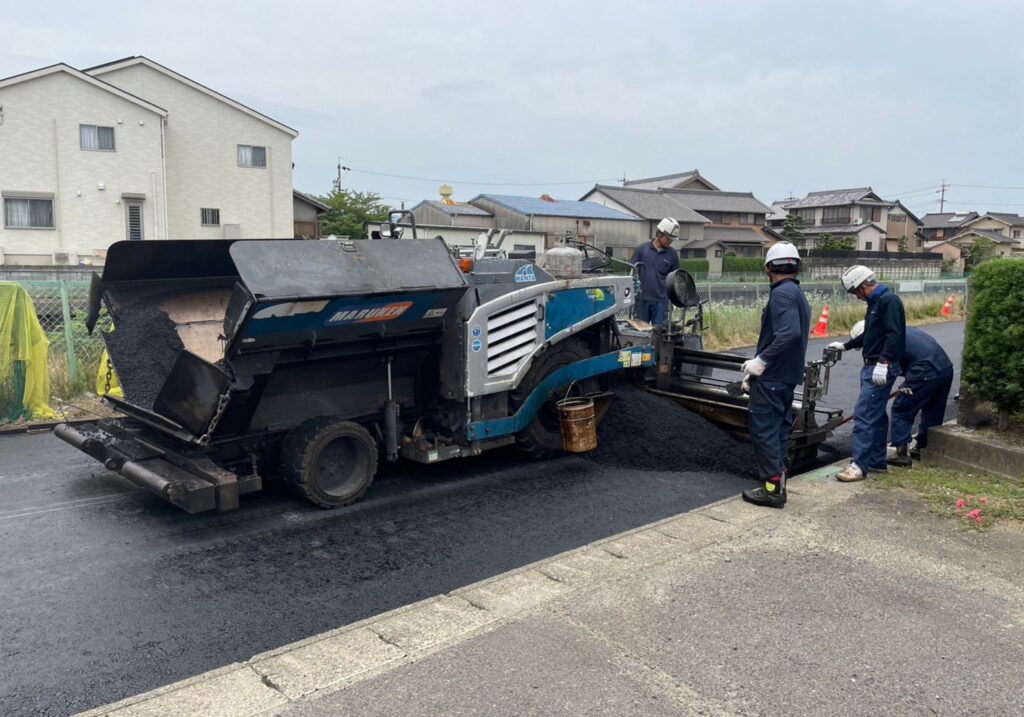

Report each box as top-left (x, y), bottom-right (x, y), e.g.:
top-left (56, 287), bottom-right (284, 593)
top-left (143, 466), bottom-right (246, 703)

top-left (741, 356), bottom-right (766, 377)
top-left (741, 375), bottom-right (751, 394)
top-left (827, 342), bottom-right (845, 351)
top-left (898, 385), bottom-right (914, 397)
top-left (871, 361), bottom-right (890, 386)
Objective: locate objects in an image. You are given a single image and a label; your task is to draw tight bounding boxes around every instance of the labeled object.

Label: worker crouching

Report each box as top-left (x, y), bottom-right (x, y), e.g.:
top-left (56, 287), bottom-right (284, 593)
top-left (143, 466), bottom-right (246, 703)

top-left (829, 265), bottom-right (906, 482)
top-left (887, 326), bottom-right (954, 466)
top-left (740, 242), bottom-right (811, 509)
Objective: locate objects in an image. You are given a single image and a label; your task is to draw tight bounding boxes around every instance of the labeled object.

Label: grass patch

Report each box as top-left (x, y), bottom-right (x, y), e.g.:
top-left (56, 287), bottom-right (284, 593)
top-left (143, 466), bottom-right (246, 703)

top-left (702, 294), bottom-right (964, 351)
top-left (873, 465), bottom-right (1024, 530)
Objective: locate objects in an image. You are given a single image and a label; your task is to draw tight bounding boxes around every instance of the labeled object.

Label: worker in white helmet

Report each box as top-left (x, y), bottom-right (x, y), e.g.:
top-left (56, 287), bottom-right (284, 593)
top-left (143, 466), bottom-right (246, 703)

top-left (828, 265), bottom-right (906, 482)
top-left (739, 241), bottom-right (811, 509)
top-left (631, 217), bottom-right (680, 324)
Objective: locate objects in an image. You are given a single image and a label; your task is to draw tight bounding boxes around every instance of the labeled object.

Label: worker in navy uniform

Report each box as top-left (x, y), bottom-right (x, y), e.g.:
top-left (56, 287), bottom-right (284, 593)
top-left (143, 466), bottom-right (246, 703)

top-left (829, 265), bottom-right (906, 482)
top-left (631, 217), bottom-right (681, 324)
top-left (740, 241), bottom-right (811, 509)
top-left (888, 325), bottom-right (954, 465)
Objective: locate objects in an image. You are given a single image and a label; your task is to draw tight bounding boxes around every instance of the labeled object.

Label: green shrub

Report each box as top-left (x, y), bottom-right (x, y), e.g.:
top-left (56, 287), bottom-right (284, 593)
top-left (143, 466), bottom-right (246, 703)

top-left (679, 259), bottom-right (709, 274)
top-left (722, 256), bottom-right (763, 273)
top-left (961, 259), bottom-right (1024, 423)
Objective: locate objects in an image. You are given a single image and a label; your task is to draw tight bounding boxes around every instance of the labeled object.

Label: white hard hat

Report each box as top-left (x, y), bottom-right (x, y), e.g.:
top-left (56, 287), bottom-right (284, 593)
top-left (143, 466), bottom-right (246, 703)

top-left (841, 265), bottom-right (875, 292)
top-left (656, 217), bottom-right (680, 239)
top-left (850, 320), bottom-right (865, 340)
top-left (764, 241), bottom-right (801, 267)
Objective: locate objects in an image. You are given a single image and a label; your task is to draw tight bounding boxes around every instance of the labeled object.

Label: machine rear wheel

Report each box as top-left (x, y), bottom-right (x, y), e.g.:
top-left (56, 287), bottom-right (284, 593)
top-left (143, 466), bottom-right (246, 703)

top-left (281, 418), bottom-right (378, 508)
top-left (511, 339), bottom-right (595, 459)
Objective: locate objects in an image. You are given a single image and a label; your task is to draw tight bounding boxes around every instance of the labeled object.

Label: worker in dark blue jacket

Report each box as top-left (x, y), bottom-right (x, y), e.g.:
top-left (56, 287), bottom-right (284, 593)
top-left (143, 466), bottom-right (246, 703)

top-left (631, 217), bottom-right (681, 324)
top-left (739, 241), bottom-right (811, 508)
top-left (829, 265), bottom-right (906, 482)
top-left (888, 326), bottom-right (954, 465)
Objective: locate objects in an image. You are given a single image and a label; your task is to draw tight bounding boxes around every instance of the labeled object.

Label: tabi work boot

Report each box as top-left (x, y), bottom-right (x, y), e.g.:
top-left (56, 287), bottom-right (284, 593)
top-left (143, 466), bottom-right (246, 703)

top-left (887, 444), bottom-right (913, 468)
top-left (742, 477), bottom-right (787, 509)
top-left (836, 462), bottom-right (866, 482)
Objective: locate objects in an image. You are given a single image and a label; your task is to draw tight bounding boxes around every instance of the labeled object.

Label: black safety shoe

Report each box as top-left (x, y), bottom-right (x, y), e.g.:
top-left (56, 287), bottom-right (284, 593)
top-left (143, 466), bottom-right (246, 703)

top-left (742, 484), bottom-right (787, 509)
top-left (887, 445), bottom-right (912, 468)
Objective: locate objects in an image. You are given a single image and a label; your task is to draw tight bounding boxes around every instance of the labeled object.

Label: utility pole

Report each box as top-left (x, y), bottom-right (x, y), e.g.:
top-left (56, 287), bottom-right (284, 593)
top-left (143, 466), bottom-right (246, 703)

top-left (620, 171), bottom-right (627, 186)
top-left (939, 178), bottom-right (949, 212)
top-left (333, 158), bottom-right (350, 193)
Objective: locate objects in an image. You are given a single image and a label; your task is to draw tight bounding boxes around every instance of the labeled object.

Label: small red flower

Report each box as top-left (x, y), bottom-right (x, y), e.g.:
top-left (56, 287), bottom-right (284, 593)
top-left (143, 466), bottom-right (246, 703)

top-left (956, 498), bottom-right (966, 509)
top-left (980, 497), bottom-right (989, 504)
top-left (967, 509), bottom-right (982, 523)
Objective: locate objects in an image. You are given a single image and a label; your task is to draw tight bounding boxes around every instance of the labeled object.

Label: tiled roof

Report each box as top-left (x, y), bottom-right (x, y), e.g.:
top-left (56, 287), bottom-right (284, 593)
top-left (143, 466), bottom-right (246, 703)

top-left (679, 237), bottom-right (726, 250)
top-left (587, 186), bottom-right (709, 224)
top-left (979, 212), bottom-right (1024, 227)
top-left (800, 223), bottom-right (885, 235)
top-left (412, 200), bottom-right (492, 217)
top-left (785, 187), bottom-right (884, 209)
top-left (953, 228), bottom-right (1016, 245)
top-left (624, 170), bottom-right (719, 191)
top-left (703, 226), bottom-right (767, 245)
top-left (921, 212), bottom-right (978, 229)
top-left (664, 188), bottom-right (772, 215)
top-left (293, 190), bottom-right (331, 213)
top-left (471, 194), bottom-right (638, 220)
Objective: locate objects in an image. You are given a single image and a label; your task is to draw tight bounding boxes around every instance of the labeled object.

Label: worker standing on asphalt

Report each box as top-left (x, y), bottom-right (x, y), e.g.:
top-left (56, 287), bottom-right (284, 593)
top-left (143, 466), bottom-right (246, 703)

top-left (828, 266), bottom-right (906, 482)
top-left (631, 217), bottom-right (680, 324)
top-left (739, 241), bottom-right (811, 509)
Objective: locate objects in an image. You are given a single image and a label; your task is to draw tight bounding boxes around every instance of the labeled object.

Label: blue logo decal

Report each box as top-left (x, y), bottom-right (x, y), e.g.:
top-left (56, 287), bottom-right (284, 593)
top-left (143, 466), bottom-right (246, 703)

top-left (471, 339), bottom-right (482, 352)
top-left (471, 324), bottom-right (482, 337)
top-left (514, 264), bottom-right (537, 283)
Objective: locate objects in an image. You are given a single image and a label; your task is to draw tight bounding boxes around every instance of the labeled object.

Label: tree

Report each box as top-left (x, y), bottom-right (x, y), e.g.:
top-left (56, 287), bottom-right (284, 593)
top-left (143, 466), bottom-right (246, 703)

top-left (964, 236), bottom-right (997, 270)
top-left (318, 189), bottom-right (392, 240)
top-left (816, 233), bottom-right (856, 251)
top-left (781, 212), bottom-right (806, 247)
top-left (898, 236), bottom-right (909, 253)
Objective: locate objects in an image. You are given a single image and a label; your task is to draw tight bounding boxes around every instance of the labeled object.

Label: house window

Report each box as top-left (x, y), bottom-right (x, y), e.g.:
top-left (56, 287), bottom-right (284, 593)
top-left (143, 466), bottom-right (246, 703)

top-left (80, 124), bottom-right (116, 151)
top-left (201, 208), bottom-right (221, 226)
top-left (692, 249), bottom-right (707, 258)
top-left (889, 213), bottom-right (906, 223)
top-left (872, 207), bottom-right (882, 222)
top-left (702, 212), bottom-right (722, 224)
top-left (936, 229), bottom-right (945, 238)
top-left (822, 206), bottom-right (851, 224)
top-left (740, 213), bottom-right (755, 225)
top-left (1013, 229), bottom-right (1021, 239)
top-left (3, 196), bottom-right (54, 228)
top-left (794, 208), bottom-right (816, 225)
top-left (865, 241), bottom-right (873, 251)
top-left (237, 145), bottom-right (267, 167)
top-left (714, 248), bottom-right (724, 258)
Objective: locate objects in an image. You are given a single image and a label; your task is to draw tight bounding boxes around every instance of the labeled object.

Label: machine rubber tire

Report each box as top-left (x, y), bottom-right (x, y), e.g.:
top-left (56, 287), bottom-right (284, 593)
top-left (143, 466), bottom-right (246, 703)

top-left (511, 338), bottom-right (595, 460)
top-left (281, 418), bottom-right (378, 508)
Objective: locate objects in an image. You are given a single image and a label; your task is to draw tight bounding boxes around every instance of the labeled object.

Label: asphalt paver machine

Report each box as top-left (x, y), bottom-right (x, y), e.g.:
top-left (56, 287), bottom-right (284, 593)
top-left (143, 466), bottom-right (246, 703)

top-left (55, 238), bottom-right (654, 512)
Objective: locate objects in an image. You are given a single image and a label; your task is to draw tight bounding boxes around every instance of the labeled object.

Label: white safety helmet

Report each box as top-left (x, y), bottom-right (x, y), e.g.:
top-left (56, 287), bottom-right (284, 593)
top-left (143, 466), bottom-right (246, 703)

top-left (764, 241), bottom-right (801, 268)
top-left (850, 320), bottom-right (865, 340)
top-left (841, 265), bottom-right (875, 292)
top-left (656, 217), bottom-right (680, 239)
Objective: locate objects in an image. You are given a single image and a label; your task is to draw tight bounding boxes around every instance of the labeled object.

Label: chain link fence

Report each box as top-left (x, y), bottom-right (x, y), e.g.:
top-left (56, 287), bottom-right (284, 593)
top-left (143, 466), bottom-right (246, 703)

top-left (16, 280), bottom-right (111, 400)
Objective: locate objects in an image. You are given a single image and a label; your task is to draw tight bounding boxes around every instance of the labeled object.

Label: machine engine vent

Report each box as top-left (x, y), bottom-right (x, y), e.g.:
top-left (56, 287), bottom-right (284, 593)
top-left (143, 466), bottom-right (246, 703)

top-left (485, 300), bottom-right (539, 377)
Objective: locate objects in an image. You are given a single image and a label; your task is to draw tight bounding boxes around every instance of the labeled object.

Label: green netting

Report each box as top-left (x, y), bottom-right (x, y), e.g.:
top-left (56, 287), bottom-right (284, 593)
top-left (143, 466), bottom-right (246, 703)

top-left (0, 282), bottom-right (55, 420)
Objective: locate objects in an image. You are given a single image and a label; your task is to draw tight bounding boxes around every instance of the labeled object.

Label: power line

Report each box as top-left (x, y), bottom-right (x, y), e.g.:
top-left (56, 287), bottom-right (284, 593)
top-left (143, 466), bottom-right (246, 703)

top-left (944, 200), bottom-right (1024, 207)
top-left (346, 166), bottom-right (619, 187)
top-left (951, 183), bottom-right (1024, 191)
top-left (882, 183), bottom-right (942, 196)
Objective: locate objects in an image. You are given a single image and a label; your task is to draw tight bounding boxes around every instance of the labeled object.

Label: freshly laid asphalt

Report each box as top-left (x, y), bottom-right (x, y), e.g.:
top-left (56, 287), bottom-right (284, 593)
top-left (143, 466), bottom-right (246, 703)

top-left (0, 322), bottom-right (964, 716)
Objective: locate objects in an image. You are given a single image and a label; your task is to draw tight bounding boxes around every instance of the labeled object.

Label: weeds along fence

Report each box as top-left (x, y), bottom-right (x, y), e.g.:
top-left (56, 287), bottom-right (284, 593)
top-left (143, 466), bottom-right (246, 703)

top-left (16, 280), bottom-right (111, 400)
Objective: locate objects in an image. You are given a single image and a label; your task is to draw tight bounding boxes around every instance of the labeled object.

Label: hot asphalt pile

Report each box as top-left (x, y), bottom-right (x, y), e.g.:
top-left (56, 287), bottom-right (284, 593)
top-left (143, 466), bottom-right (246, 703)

top-left (587, 382), bottom-right (758, 477)
top-left (103, 301), bottom-right (184, 410)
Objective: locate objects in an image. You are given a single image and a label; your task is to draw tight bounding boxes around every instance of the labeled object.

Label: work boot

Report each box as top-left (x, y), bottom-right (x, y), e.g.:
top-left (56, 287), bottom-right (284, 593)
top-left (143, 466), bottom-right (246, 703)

top-left (836, 462), bottom-right (865, 482)
top-left (742, 476), bottom-right (786, 508)
top-left (887, 444), bottom-right (912, 468)
top-left (909, 439), bottom-right (921, 460)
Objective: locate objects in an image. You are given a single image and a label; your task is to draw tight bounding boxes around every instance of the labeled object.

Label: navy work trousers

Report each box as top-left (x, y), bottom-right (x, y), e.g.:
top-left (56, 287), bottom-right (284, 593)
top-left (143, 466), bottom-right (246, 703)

top-left (748, 379), bottom-right (796, 481)
top-left (890, 366), bottom-right (954, 449)
top-left (852, 363), bottom-right (899, 474)
top-left (639, 300), bottom-right (668, 324)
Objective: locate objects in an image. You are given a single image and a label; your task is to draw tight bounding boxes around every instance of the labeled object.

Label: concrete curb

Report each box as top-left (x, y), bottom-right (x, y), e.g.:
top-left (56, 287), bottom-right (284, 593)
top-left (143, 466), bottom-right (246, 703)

top-left (76, 463), bottom-right (850, 717)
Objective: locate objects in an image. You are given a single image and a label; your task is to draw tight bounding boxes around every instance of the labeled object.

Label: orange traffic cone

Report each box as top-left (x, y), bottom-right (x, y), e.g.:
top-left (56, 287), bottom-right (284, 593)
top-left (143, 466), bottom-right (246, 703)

top-left (941, 293), bottom-right (956, 317)
top-left (811, 305), bottom-right (830, 337)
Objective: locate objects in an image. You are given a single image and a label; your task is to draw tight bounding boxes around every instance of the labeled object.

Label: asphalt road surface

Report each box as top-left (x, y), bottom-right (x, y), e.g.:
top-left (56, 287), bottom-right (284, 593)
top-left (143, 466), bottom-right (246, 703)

top-left (0, 322), bottom-right (964, 716)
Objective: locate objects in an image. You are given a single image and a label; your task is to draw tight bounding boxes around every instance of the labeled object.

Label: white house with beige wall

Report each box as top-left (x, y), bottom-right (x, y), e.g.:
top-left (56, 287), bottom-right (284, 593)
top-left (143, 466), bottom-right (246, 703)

top-left (0, 57), bottom-right (297, 266)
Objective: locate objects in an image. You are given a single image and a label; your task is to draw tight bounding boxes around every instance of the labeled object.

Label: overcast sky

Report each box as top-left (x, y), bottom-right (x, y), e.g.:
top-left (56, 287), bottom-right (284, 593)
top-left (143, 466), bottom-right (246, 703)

top-left (4, 1), bottom-right (1023, 215)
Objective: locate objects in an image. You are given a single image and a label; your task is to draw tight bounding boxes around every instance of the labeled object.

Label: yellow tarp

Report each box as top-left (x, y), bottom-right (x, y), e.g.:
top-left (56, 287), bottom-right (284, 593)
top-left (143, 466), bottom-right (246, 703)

top-left (0, 282), bottom-right (55, 420)
top-left (96, 348), bottom-right (123, 398)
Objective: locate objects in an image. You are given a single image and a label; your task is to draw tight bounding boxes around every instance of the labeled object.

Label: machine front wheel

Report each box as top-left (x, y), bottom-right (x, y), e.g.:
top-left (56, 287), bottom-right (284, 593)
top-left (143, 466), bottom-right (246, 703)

top-left (511, 339), bottom-right (595, 459)
top-left (281, 418), bottom-right (378, 508)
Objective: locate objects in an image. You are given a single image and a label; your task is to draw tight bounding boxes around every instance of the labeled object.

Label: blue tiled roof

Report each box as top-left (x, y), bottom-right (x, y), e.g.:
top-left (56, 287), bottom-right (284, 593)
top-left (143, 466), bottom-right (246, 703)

top-left (472, 194), bottom-right (638, 220)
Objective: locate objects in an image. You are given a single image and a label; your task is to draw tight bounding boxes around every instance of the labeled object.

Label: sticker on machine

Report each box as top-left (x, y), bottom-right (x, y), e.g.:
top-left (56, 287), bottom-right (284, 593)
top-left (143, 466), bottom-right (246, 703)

top-left (514, 264), bottom-right (537, 283)
top-left (326, 301), bottom-right (413, 325)
top-left (423, 308), bottom-right (447, 319)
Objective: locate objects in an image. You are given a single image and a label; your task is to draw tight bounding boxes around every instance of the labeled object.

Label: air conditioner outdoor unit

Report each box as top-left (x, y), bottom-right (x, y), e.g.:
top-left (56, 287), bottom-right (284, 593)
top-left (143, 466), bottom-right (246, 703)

top-left (52, 251), bottom-right (77, 265)
top-left (853, 217), bottom-right (863, 225)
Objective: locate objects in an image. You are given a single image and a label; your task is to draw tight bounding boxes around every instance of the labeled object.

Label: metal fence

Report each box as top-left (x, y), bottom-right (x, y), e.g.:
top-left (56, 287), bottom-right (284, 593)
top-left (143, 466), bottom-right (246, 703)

top-left (690, 277), bottom-right (968, 309)
top-left (15, 280), bottom-right (110, 399)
